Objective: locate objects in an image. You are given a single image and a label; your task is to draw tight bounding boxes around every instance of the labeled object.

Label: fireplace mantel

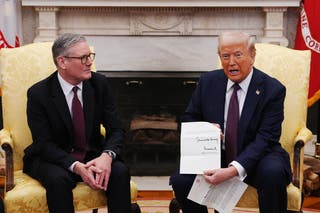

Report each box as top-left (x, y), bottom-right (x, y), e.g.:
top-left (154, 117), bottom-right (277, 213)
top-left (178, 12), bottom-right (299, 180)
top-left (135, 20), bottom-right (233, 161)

top-left (22, 0), bottom-right (300, 45)
top-left (22, 0), bottom-right (299, 7)
top-left (22, 0), bottom-right (300, 71)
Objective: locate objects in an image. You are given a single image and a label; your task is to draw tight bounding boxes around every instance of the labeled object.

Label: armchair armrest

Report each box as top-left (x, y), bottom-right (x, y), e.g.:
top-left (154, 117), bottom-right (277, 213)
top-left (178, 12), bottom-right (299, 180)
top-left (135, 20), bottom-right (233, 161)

top-left (292, 127), bottom-right (312, 189)
top-left (0, 129), bottom-right (14, 192)
top-left (293, 127), bottom-right (313, 145)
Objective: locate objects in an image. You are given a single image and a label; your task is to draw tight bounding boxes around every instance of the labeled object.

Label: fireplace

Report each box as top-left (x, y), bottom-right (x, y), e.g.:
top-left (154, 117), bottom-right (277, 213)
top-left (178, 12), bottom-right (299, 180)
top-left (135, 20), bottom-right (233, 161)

top-left (104, 72), bottom-right (201, 175)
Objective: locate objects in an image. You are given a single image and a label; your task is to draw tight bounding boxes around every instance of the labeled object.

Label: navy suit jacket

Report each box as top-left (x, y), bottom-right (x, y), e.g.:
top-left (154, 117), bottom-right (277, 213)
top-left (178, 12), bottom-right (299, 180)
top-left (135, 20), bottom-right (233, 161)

top-left (183, 67), bottom-right (291, 177)
top-left (23, 71), bottom-right (125, 175)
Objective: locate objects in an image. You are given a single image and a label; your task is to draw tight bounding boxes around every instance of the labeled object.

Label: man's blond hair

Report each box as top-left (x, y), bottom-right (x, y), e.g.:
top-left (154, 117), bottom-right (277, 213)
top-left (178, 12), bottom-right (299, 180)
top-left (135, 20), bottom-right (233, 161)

top-left (217, 32), bottom-right (256, 56)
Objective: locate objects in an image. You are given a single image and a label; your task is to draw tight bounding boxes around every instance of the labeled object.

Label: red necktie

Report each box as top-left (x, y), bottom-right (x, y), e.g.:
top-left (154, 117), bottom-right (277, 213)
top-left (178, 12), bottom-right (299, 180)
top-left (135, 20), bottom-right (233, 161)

top-left (225, 84), bottom-right (240, 164)
top-left (71, 86), bottom-right (86, 162)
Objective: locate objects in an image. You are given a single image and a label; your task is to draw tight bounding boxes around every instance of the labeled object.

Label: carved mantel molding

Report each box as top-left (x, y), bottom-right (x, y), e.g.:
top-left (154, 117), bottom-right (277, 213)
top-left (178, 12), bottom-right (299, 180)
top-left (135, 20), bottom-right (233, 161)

top-left (22, 0), bottom-right (300, 7)
top-left (22, 0), bottom-right (300, 46)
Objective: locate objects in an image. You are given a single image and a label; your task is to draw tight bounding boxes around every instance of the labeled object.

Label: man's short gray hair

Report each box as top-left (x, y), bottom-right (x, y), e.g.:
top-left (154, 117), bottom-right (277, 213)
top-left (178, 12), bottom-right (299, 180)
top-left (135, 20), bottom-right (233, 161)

top-left (52, 33), bottom-right (86, 66)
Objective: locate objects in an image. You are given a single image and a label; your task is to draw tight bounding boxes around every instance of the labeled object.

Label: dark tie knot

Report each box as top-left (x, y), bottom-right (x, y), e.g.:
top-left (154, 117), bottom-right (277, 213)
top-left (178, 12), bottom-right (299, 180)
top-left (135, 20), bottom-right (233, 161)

top-left (72, 86), bottom-right (78, 94)
top-left (233, 83), bottom-right (240, 91)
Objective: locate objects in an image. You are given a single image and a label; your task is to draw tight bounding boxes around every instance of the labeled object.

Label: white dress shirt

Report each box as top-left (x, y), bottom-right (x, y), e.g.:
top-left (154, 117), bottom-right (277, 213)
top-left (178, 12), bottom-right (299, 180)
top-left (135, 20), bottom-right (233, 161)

top-left (224, 69), bottom-right (253, 180)
top-left (57, 73), bottom-right (83, 115)
top-left (58, 73), bottom-right (83, 171)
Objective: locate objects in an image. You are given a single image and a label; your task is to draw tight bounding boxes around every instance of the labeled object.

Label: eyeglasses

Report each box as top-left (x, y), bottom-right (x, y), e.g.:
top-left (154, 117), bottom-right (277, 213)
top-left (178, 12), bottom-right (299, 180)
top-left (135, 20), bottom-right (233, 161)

top-left (63, 53), bottom-right (95, 64)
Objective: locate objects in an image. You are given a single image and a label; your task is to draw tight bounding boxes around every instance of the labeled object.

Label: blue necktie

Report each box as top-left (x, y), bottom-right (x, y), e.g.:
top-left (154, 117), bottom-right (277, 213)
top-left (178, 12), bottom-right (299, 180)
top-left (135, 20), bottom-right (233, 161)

top-left (71, 86), bottom-right (86, 162)
top-left (225, 84), bottom-right (240, 164)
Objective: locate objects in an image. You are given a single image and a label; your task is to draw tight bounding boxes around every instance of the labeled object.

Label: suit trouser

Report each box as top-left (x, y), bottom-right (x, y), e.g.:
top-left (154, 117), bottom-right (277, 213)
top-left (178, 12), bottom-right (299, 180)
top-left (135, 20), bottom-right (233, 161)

top-left (170, 151), bottom-right (291, 213)
top-left (33, 159), bottom-right (131, 213)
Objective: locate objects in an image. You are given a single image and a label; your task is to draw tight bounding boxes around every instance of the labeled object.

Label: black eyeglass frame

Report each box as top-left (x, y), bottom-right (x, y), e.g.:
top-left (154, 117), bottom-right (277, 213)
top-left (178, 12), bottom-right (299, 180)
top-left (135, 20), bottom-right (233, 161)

top-left (63, 53), bottom-right (95, 64)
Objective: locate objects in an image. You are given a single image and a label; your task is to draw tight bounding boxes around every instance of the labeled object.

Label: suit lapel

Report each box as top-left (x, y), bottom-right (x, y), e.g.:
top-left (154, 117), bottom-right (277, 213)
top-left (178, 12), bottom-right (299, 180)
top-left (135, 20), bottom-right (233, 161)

top-left (238, 69), bottom-right (264, 150)
top-left (82, 80), bottom-right (95, 142)
top-left (215, 74), bottom-right (228, 129)
top-left (51, 73), bottom-right (73, 137)
top-left (51, 73), bottom-right (95, 143)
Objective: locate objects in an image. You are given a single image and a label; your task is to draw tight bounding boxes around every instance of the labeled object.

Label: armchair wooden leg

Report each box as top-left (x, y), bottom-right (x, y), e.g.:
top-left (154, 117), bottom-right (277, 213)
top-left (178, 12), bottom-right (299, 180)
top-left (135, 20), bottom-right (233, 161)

top-left (169, 198), bottom-right (181, 213)
top-left (131, 202), bottom-right (141, 213)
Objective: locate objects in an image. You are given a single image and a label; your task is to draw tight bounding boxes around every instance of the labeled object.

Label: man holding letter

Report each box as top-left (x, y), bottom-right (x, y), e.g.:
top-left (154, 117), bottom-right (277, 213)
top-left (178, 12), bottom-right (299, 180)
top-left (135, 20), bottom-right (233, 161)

top-left (170, 32), bottom-right (292, 213)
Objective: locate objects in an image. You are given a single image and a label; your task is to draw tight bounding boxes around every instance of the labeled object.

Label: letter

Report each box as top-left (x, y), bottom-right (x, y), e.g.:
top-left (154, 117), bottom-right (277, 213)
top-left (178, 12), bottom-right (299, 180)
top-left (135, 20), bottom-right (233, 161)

top-left (308, 39), bottom-right (315, 48)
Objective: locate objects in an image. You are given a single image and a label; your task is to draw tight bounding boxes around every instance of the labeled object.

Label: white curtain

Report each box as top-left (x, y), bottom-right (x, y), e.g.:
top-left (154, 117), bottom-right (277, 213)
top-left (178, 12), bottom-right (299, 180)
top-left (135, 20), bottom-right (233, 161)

top-left (0, 0), bottom-right (22, 48)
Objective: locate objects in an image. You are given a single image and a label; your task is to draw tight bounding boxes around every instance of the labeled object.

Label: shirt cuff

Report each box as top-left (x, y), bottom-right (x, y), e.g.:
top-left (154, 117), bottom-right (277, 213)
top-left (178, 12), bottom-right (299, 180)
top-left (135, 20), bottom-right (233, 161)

top-left (103, 150), bottom-right (116, 159)
top-left (229, 161), bottom-right (247, 181)
top-left (69, 161), bottom-right (79, 172)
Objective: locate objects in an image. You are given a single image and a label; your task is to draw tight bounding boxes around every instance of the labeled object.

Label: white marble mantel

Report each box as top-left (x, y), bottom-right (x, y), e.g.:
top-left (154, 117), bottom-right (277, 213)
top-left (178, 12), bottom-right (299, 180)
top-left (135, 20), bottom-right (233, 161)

top-left (22, 0), bottom-right (299, 7)
top-left (21, 0), bottom-right (300, 71)
top-left (22, 0), bottom-right (300, 43)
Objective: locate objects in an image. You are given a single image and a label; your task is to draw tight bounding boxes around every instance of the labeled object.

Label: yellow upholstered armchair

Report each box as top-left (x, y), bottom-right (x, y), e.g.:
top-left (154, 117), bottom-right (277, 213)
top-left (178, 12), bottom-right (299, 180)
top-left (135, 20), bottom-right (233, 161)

top-left (0, 42), bottom-right (140, 213)
top-left (169, 43), bottom-right (312, 213)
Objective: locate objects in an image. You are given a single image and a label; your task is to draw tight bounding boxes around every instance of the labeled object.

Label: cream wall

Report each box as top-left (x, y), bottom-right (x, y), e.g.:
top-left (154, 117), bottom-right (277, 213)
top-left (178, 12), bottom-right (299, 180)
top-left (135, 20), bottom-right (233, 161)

top-left (286, 7), bottom-right (300, 48)
top-left (22, 6), bottom-right (37, 45)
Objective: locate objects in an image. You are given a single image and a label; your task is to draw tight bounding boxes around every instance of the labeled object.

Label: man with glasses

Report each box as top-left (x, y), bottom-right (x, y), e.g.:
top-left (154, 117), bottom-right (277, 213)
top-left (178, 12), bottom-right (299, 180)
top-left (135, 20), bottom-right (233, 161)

top-left (23, 33), bottom-right (131, 213)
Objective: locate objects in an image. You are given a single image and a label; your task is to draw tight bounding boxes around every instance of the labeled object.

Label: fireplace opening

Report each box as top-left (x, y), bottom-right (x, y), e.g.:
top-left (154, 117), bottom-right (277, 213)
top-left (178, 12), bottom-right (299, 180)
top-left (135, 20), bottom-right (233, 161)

top-left (105, 73), bottom-right (201, 176)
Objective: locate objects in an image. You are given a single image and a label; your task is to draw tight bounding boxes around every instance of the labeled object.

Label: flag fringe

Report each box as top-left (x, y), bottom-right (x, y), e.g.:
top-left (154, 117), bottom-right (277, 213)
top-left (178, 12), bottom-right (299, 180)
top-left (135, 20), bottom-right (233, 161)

top-left (308, 90), bottom-right (320, 106)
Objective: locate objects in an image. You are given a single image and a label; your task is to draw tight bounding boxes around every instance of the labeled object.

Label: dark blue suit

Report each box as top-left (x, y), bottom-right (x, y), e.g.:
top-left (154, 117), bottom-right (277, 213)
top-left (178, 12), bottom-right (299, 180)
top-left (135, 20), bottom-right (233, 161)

top-left (23, 71), bottom-right (131, 213)
top-left (170, 68), bottom-right (292, 213)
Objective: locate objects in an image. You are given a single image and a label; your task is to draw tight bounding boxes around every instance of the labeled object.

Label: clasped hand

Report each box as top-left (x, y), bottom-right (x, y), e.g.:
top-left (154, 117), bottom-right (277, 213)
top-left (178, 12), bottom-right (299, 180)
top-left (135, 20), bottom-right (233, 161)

top-left (73, 153), bottom-right (112, 190)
